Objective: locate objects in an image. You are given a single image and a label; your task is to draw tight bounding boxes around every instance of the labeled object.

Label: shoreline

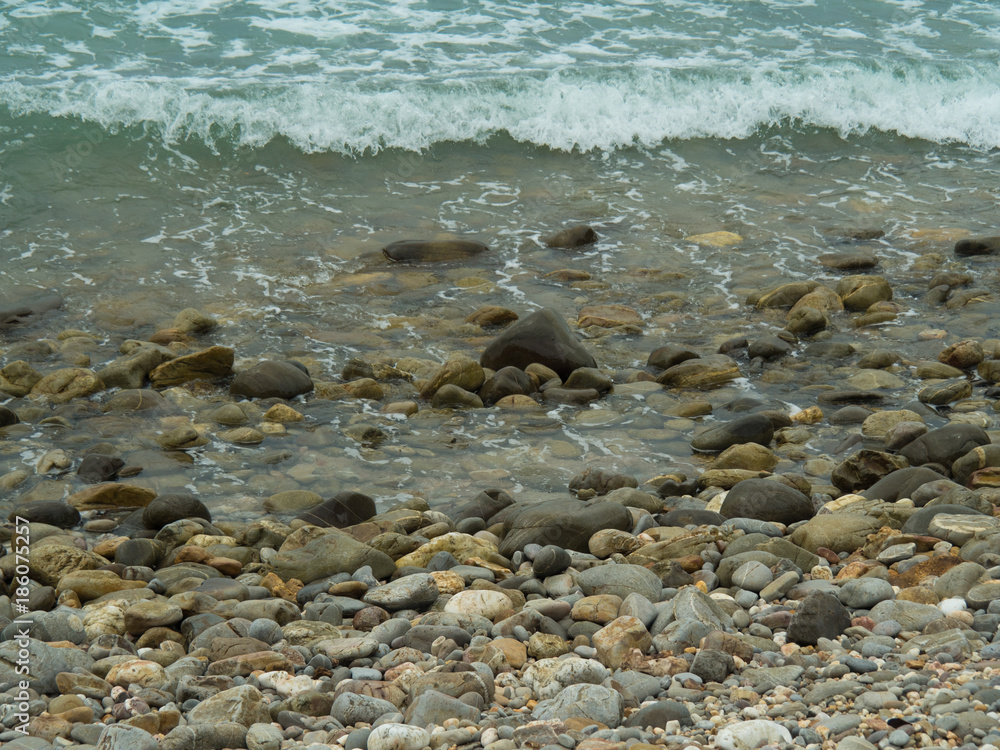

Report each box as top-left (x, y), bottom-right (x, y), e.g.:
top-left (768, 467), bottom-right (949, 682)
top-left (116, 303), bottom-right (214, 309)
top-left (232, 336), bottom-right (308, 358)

top-left (2, 233), bottom-right (1000, 749)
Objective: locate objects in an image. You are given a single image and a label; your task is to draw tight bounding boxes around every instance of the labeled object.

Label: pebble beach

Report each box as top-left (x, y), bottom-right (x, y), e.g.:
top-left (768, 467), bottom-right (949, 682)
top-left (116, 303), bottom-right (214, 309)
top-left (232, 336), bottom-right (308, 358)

top-left (4, 228), bottom-right (1000, 750)
top-left (4, 2), bottom-right (1000, 750)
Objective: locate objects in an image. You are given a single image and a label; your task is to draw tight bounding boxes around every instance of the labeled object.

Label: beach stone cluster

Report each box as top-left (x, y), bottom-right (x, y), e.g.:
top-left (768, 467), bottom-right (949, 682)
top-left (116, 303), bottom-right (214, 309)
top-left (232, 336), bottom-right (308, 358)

top-left (2, 234), bottom-right (1000, 750)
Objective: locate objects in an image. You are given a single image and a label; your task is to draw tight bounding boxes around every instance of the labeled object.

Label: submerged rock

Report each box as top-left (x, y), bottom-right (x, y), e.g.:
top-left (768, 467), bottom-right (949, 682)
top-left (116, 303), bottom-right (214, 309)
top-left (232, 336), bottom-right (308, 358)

top-left (382, 239), bottom-right (488, 262)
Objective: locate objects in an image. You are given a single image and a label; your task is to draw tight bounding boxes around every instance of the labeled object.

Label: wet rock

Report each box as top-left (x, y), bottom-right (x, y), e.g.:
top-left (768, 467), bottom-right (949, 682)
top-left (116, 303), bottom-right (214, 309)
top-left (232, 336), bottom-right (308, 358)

top-left (862, 466), bottom-right (945, 501)
top-left (68, 483), bottom-right (157, 511)
top-left (656, 354), bottom-right (741, 389)
top-left (231, 360), bottom-right (313, 400)
top-left (647, 345), bottom-right (699, 371)
top-left (363, 573), bottom-right (439, 610)
top-left (142, 493), bottom-right (211, 529)
top-left (899, 424), bottom-right (990, 471)
top-left (569, 467), bottom-right (638, 495)
top-left (30, 368), bottom-right (104, 403)
top-left (545, 225), bottom-right (597, 248)
top-left (748, 335), bottom-right (793, 360)
top-left (149, 346), bottom-right (234, 387)
top-left (753, 281), bottom-right (819, 309)
top-left (77, 454), bottom-right (125, 484)
top-left (97, 345), bottom-right (174, 390)
top-left (578, 304), bottom-right (641, 328)
top-left (954, 236), bottom-right (1000, 256)
top-left (478, 366), bottom-right (536, 405)
top-left (578, 564), bottom-right (662, 602)
top-left (466, 305), bottom-right (518, 327)
top-left (691, 414), bottom-right (774, 452)
top-left (499, 499), bottom-right (632, 557)
top-left (918, 378), bottom-right (972, 405)
top-left (296, 491), bottom-right (377, 528)
top-left (432, 383), bottom-right (484, 408)
top-left (11, 501), bottom-right (80, 529)
top-left (837, 275), bottom-right (892, 311)
top-left (480, 308), bottom-right (597, 379)
top-left (0, 360), bottom-right (42, 396)
top-left (939, 339), bottom-right (984, 369)
top-left (382, 239), bottom-right (488, 263)
top-left (831, 449), bottom-right (909, 493)
top-left (720, 478), bottom-right (814, 525)
top-left (0, 291), bottom-right (63, 327)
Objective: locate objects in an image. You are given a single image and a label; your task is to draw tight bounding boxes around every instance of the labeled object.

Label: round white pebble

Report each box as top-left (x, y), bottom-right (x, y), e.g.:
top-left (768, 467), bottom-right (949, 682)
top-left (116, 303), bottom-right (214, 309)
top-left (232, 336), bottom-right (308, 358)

top-left (717, 719), bottom-right (793, 750)
top-left (368, 723), bottom-right (430, 750)
top-left (938, 597), bottom-right (967, 614)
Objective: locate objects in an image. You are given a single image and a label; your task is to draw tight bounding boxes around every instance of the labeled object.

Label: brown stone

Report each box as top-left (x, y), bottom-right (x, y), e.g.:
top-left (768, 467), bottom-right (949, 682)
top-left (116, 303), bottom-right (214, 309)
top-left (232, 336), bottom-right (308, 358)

top-left (30, 368), bottom-right (104, 403)
top-left (889, 555), bottom-right (965, 588)
top-left (149, 346), bottom-right (234, 387)
top-left (578, 305), bottom-right (642, 328)
top-left (67, 483), bottom-right (157, 511)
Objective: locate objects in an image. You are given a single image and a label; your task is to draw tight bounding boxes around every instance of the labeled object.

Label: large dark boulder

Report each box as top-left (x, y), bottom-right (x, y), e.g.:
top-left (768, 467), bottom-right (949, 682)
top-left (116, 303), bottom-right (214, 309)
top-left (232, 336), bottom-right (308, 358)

top-left (862, 466), bottom-right (945, 502)
top-left (499, 499), bottom-right (632, 557)
top-left (719, 479), bottom-right (814, 525)
top-left (480, 308), bottom-right (596, 380)
top-left (11, 502), bottom-right (80, 529)
top-left (230, 360), bottom-right (313, 400)
top-left (296, 491), bottom-right (377, 529)
top-left (898, 424), bottom-right (990, 474)
top-left (77, 454), bottom-right (124, 484)
top-left (691, 414), bottom-right (774, 453)
top-left (142, 493), bottom-right (211, 529)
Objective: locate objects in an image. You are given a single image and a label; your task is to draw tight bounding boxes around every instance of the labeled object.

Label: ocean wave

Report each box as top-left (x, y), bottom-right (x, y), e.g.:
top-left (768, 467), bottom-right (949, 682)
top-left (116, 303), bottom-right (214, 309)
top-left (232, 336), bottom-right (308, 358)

top-left (2, 64), bottom-right (998, 153)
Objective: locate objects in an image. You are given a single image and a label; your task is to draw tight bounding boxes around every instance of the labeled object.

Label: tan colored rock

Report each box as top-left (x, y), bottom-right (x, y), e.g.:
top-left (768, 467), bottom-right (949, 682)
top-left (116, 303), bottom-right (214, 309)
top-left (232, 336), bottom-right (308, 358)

top-left (837, 275), bottom-right (892, 311)
top-left (219, 427), bottom-right (264, 445)
top-left (711, 443), bottom-right (779, 472)
top-left (106, 659), bottom-right (168, 688)
top-left (570, 595), bottom-right (622, 624)
top-left (396, 532), bottom-right (501, 568)
top-left (685, 231), bottom-right (742, 247)
top-left (466, 306), bottom-right (518, 327)
top-left (0, 360), bottom-right (42, 396)
top-left (588, 529), bottom-right (642, 558)
top-left (861, 409), bottom-right (924, 439)
top-left (419, 357), bottom-right (485, 399)
top-left (264, 403), bottom-right (304, 422)
top-left (592, 616), bottom-right (652, 670)
top-left (58, 570), bottom-right (146, 601)
top-left (344, 378), bottom-right (384, 400)
top-left (149, 346), bottom-right (234, 387)
top-left (156, 426), bottom-right (209, 450)
top-left (82, 602), bottom-right (127, 638)
top-left (578, 305), bottom-right (642, 328)
top-left (173, 308), bottom-right (217, 334)
top-left (790, 285), bottom-right (844, 313)
top-left (30, 368), bottom-right (104, 403)
top-left (67, 483), bottom-right (156, 511)
top-left (493, 638), bottom-right (528, 669)
top-left (527, 632), bottom-right (570, 659)
top-left (29, 544), bottom-right (110, 587)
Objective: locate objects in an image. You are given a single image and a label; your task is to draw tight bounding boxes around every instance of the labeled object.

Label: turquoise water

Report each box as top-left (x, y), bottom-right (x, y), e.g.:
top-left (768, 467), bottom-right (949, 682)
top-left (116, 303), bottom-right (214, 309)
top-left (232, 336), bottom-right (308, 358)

top-left (2, 1), bottom-right (1000, 508)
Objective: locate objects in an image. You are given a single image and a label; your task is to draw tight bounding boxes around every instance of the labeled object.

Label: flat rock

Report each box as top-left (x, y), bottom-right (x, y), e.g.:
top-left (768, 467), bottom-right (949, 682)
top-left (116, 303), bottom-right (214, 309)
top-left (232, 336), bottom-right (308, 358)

top-left (149, 346), bottom-right (234, 387)
top-left (499, 499), bottom-right (632, 557)
top-left (691, 414), bottom-right (774, 452)
top-left (269, 528), bottom-right (396, 583)
top-left (382, 239), bottom-right (488, 263)
top-left (231, 360), bottom-right (313, 400)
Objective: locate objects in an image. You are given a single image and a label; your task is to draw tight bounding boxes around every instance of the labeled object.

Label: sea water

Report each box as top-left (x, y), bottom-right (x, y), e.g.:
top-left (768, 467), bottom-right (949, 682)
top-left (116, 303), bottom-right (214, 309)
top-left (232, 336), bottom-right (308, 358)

top-left (1, 0), bottom-right (999, 508)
